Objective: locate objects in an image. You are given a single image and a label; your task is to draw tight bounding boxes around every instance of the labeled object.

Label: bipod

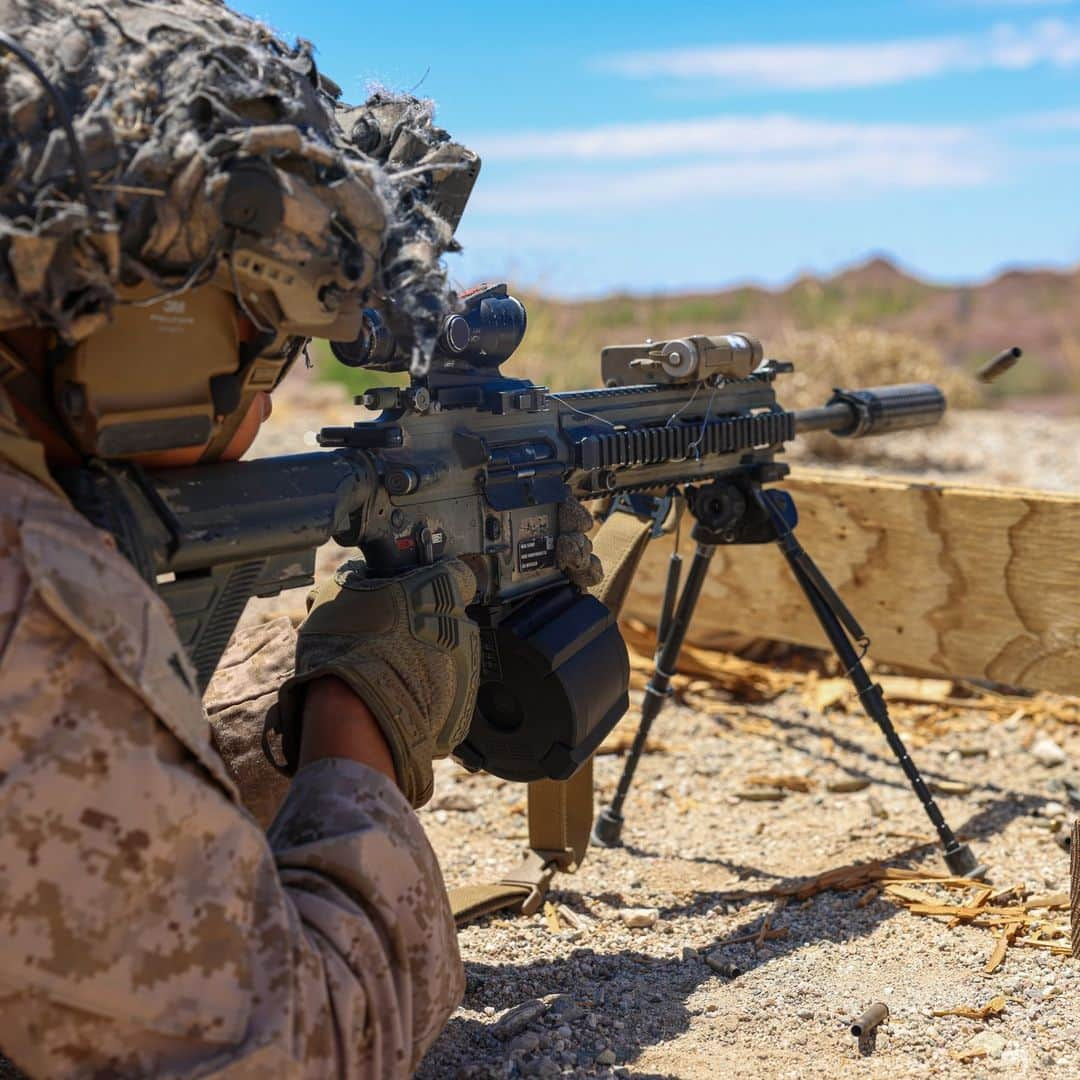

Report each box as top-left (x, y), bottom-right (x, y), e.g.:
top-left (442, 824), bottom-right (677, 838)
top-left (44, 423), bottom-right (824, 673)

top-left (592, 465), bottom-right (986, 880)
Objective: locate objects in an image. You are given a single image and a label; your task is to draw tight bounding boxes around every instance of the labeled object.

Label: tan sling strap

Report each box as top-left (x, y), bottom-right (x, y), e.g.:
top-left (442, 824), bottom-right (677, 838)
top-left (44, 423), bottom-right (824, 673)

top-left (449, 509), bottom-right (658, 926)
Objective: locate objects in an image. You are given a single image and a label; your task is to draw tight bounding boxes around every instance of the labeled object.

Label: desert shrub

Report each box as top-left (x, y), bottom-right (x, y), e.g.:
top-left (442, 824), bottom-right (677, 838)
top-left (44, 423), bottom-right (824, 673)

top-left (770, 323), bottom-right (981, 459)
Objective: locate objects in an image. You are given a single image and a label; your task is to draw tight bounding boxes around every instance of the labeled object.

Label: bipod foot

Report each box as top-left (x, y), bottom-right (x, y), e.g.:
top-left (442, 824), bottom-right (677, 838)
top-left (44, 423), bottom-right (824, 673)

top-left (591, 807), bottom-right (625, 848)
top-left (943, 842), bottom-right (989, 880)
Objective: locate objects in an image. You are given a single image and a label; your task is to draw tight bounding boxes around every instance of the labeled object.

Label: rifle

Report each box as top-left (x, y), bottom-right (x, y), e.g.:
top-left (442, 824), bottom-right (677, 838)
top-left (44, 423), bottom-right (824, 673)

top-left (57, 282), bottom-right (982, 877)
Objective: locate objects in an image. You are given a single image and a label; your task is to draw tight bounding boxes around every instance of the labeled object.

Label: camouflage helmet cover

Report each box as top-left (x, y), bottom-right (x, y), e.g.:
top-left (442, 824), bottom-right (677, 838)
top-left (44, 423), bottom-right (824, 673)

top-left (0, 0), bottom-right (476, 354)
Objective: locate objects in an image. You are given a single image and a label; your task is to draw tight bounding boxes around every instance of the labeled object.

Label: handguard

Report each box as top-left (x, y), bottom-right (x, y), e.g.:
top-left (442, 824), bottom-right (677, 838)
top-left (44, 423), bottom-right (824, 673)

top-left (455, 584), bottom-right (629, 782)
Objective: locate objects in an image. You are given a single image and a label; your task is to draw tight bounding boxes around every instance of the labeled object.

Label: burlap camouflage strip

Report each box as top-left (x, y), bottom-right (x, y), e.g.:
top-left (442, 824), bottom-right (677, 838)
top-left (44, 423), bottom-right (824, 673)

top-left (0, 0), bottom-right (473, 352)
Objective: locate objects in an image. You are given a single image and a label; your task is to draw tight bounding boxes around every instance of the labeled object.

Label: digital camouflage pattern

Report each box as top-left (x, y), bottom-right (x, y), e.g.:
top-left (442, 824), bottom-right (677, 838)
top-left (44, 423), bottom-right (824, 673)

top-left (0, 461), bottom-right (464, 1077)
top-left (0, 0), bottom-right (471, 352)
top-left (205, 615), bottom-right (297, 830)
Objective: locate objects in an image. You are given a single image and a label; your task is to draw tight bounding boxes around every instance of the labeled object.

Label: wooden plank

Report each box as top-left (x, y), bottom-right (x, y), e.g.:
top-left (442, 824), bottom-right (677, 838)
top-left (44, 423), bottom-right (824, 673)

top-left (621, 468), bottom-right (1080, 696)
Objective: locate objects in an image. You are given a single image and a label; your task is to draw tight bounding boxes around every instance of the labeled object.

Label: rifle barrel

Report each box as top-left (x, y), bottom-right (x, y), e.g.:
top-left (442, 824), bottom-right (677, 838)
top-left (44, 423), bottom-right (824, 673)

top-left (794, 382), bottom-right (945, 440)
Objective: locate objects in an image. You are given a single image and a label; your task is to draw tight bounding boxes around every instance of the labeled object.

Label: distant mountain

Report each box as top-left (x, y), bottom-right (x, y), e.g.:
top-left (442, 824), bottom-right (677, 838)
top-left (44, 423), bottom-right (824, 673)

top-left (528, 257), bottom-right (1080, 399)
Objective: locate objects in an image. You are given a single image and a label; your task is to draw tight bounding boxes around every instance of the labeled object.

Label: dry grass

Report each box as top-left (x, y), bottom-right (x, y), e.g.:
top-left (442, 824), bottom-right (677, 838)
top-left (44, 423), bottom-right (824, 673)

top-left (318, 259), bottom-right (1080, 414)
top-left (504, 304), bottom-right (982, 463)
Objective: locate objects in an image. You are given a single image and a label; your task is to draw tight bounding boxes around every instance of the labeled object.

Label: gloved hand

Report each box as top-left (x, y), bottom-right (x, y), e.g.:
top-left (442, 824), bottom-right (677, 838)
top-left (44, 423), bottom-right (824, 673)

top-left (264, 558), bottom-right (480, 807)
top-left (556, 495), bottom-right (604, 588)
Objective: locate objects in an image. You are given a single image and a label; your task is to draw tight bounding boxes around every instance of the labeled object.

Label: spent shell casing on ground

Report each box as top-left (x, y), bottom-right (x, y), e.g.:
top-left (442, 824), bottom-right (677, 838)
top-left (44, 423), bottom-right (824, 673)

top-left (851, 1003), bottom-right (890, 1037)
top-left (976, 346), bottom-right (1022, 384)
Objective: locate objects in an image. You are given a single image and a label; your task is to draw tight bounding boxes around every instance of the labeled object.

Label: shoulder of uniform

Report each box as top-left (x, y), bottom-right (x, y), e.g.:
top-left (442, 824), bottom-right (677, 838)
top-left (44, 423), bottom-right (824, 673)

top-left (0, 465), bottom-right (239, 800)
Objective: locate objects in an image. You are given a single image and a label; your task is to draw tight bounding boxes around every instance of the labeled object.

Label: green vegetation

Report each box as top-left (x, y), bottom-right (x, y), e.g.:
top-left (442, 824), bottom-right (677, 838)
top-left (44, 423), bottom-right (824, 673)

top-left (310, 339), bottom-right (406, 398)
top-left (316, 261), bottom-right (1080, 412)
top-left (787, 277), bottom-right (934, 327)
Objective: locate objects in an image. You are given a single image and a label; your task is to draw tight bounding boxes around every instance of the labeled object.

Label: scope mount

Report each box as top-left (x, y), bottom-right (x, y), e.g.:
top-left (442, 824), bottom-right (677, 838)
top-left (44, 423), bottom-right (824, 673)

top-left (330, 281), bottom-right (528, 379)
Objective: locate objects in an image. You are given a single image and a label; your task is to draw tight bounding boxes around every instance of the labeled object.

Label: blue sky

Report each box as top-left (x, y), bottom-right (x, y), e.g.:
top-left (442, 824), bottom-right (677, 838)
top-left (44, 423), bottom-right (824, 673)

top-left (239, 0), bottom-right (1080, 297)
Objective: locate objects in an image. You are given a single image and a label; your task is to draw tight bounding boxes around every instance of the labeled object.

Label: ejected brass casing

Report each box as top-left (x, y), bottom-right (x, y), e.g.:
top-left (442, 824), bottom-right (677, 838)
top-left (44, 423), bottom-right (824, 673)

top-left (976, 346), bottom-right (1022, 384)
top-left (851, 1002), bottom-right (889, 1037)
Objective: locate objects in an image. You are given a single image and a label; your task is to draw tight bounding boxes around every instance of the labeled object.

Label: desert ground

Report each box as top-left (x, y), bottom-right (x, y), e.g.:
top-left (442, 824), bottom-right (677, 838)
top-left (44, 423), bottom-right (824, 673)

top-left (3, 360), bottom-right (1072, 1080)
top-left (247, 369), bottom-right (1080, 1080)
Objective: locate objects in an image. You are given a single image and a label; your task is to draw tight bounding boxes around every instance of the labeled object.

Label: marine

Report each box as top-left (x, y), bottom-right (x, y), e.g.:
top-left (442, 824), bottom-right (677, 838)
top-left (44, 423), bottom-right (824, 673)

top-left (0, 0), bottom-right (602, 1074)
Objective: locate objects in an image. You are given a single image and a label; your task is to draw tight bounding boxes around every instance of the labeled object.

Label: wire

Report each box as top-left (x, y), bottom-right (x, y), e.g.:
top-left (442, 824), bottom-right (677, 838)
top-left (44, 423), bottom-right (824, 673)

top-left (0, 31), bottom-right (98, 213)
top-left (685, 378), bottom-right (723, 460)
top-left (555, 397), bottom-right (618, 428)
top-left (664, 381), bottom-right (702, 427)
top-left (118, 238), bottom-right (222, 307)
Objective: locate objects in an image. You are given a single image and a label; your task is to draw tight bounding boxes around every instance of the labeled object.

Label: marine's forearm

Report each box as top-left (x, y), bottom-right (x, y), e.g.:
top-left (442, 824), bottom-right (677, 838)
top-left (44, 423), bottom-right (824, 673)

top-left (298, 674), bottom-right (397, 782)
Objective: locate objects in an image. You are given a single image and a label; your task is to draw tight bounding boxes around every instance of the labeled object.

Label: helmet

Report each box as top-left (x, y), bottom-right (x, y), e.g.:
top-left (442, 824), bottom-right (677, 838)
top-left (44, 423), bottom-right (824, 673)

top-left (0, 0), bottom-right (476, 461)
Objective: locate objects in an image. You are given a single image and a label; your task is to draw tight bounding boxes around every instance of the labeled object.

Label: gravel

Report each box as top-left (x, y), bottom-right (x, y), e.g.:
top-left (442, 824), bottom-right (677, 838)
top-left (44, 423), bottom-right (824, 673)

top-left (415, 696), bottom-right (1080, 1079)
top-left (248, 374), bottom-right (1080, 1078)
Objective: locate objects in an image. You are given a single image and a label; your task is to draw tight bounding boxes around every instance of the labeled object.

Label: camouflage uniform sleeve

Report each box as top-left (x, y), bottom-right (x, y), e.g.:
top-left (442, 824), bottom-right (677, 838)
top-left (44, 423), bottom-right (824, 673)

top-left (0, 470), bottom-right (463, 1078)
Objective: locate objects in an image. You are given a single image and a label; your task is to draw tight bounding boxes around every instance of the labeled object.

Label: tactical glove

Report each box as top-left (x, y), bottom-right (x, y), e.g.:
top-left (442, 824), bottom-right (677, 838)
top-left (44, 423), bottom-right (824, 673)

top-left (556, 495), bottom-right (604, 589)
top-left (265, 558), bottom-right (480, 807)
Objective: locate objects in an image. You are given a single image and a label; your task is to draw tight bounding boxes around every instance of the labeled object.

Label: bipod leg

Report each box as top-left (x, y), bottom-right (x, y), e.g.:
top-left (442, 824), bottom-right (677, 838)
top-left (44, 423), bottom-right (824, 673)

top-left (752, 488), bottom-right (986, 879)
top-left (592, 541), bottom-right (716, 847)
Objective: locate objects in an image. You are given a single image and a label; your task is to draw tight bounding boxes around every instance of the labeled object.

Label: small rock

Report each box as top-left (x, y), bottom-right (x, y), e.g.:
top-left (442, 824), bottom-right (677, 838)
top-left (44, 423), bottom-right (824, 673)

top-left (1031, 737), bottom-right (1067, 768)
top-left (511, 1031), bottom-right (541, 1054)
top-left (827, 777), bottom-right (871, 793)
top-left (1042, 800), bottom-right (1066, 817)
top-left (595, 1049), bottom-right (617, 1065)
top-left (550, 1002), bottom-right (586, 1024)
top-left (523, 1056), bottom-right (560, 1079)
top-left (431, 792), bottom-right (479, 812)
top-left (930, 779), bottom-right (973, 796)
top-left (681, 945), bottom-right (699, 961)
top-left (960, 1030), bottom-right (1006, 1060)
top-left (620, 907), bottom-right (659, 928)
top-left (492, 999), bottom-right (549, 1040)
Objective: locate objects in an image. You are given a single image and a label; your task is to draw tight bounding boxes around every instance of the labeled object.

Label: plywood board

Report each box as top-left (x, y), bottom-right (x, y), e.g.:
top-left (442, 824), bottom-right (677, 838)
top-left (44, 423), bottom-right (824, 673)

top-left (621, 469), bottom-right (1080, 695)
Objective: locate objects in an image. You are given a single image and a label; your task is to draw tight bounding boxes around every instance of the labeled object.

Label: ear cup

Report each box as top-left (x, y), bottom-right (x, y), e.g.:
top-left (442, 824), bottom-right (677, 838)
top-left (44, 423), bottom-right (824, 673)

top-left (51, 283), bottom-right (249, 458)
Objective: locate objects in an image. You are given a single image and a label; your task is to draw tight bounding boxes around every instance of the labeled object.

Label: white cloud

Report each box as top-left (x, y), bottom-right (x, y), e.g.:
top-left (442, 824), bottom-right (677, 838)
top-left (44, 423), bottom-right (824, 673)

top-left (959, 2), bottom-right (1076, 8)
top-left (476, 115), bottom-right (974, 163)
top-left (1011, 105), bottom-right (1080, 127)
top-left (596, 19), bottom-right (1080, 92)
top-left (477, 146), bottom-right (993, 215)
top-left (468, 112), bottom-right (1005, 214)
